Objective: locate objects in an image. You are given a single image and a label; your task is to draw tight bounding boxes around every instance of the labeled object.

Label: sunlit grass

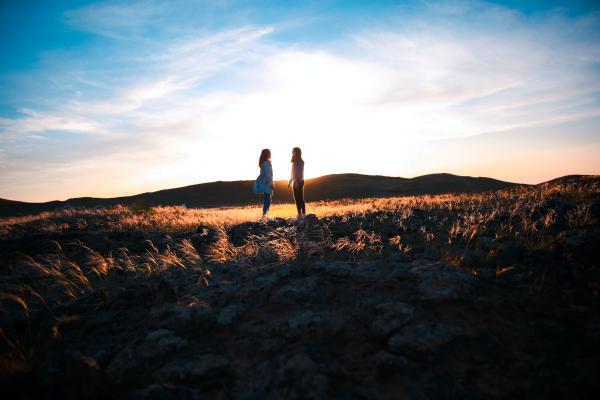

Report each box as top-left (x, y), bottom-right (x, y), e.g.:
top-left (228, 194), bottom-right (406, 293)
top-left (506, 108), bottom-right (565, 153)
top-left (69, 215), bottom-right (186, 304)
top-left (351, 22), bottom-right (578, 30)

top-left (0, 193), bottom-right (508, 234)
top-left (1, 176), bottom-right (599, 236)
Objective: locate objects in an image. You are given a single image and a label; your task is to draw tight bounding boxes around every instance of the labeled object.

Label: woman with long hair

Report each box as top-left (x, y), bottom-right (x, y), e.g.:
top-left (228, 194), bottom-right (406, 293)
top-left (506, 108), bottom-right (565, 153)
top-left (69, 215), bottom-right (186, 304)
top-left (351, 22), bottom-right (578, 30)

top-left (288, 147), bottom-right (305, 216)
top-left (257, 149), bottom-right (274, 217)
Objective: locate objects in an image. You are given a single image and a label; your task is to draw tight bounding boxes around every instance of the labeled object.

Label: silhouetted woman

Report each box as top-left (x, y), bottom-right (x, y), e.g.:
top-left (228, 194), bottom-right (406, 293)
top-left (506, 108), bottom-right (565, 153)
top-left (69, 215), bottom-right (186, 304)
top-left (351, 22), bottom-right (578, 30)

top-left (257, 149), bottom-right (274, 217)
top-left (288, 147), bottom-right (305, 216)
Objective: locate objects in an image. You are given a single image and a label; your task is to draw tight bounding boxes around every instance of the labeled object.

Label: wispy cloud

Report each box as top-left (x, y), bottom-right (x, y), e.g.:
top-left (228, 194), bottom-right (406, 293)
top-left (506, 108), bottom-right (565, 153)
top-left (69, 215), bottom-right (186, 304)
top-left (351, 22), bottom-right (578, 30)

top-left (0, 18), bottom-right (278, 200)
top-left (1, 24), bottom-right (274, 135)
top-left (0, 109), bottom-right (106, 138)
top-left (63, 0), bottom-right (168, 40)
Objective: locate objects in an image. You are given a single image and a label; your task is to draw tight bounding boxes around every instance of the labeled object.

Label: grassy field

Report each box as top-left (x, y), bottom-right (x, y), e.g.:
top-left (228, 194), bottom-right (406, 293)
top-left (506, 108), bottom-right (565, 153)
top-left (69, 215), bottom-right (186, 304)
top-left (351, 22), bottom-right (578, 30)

top-left (1, 175), bottom-right (599, 398)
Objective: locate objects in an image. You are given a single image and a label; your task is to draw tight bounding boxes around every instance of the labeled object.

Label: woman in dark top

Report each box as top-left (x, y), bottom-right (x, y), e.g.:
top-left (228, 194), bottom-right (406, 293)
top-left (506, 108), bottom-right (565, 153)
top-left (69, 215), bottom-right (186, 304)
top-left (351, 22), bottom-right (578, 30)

top-left (288, 147), bottom-right (305, 216)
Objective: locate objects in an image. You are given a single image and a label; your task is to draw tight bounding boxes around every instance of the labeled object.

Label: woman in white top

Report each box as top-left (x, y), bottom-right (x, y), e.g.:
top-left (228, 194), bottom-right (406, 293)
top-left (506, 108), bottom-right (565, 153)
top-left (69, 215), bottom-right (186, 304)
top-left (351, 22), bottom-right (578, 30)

top-left (257, 149), bottom-right (274, 217)
top-left (288, 147), bottom-right (305, 216)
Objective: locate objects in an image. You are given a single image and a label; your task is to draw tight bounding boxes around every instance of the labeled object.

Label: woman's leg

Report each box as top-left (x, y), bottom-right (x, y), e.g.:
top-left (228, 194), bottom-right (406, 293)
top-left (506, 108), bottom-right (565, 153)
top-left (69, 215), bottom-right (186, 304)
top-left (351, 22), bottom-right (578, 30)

top-left (262, 192), bottom-right (271, 215)
top-left (299, 181), bottom-right (306, 214)
top-left (293, 181), bottom-right (306, 215)
top-left (293, 182), bottom-right (302, 214)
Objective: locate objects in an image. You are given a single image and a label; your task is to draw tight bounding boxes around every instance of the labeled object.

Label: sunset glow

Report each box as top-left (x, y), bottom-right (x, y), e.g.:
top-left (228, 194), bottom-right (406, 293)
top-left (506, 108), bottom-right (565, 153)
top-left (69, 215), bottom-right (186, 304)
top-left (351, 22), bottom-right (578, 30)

top-left (1, 1), bottom-right (599, 202)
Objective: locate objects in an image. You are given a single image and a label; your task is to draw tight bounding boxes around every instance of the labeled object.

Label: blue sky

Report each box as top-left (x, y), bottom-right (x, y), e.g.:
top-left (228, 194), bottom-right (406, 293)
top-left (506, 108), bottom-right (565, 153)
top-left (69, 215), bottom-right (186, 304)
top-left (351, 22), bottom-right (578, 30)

top-left (1, 0), bottom-right (599, 201)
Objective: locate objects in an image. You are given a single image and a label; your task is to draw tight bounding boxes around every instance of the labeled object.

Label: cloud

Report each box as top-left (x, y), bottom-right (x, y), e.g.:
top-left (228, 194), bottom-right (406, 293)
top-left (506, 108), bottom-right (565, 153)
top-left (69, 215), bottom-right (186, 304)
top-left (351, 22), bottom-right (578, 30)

top-left (0, 24), bottom-right (274, 136)
top-left (0, 109), bottom-right (106, 138)
top-left (0, 22), bottom-right (278, 200)
top-left (358, 7), bottom-right (600, 137)
top-left (63, 0), bottom-right (168, 40)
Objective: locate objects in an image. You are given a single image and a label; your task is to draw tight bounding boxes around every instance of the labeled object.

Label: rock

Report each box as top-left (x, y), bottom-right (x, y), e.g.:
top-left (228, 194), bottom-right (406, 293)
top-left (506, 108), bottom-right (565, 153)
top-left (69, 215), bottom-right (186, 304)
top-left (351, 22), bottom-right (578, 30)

top-left (244, 264), bottom-right (292, 294)
top-left (211, 278), bottom-right (239, 297)
top-left (195, 224), bottom-right (213, 235)
top-left (418, 280), bottom-right (458, 301)
top-left (227, 221), bottom-right (268, 246)
top-left (189, 228), bottom-right (219, 253)
top-left (478, 235), bottom-right (494, 248)
top-left (388, 323), bottom-right (452, 354)
top-left (138, 329), bottom-right (188, 359)
top-left (145, 328), bottom-right (173, 341)
top-left (251, 274), bottom-right (280, 293)
top-left (254, 245), bottom-right (279, 264)
top-left (409, 262), bottom-right (473, 301)
top-left (248, 354), bottom-right (330, 399)
top-left (302, 214), bottom-right (319, 224)
top-left (93, 348), bottom-right (111, 368)
top-left (266, 217), bottom-right (288, 227)
top-left (149, 276), bottom-right (178, 302)
top-left (128, 383), bottom-right (202, 400)
top-left (287, 353), bottom-right (317, 369)
top-left (374, 351), bottom-right (409, 377)
top-left (371, 302), bottom-right (416, 337)
top-left (288, 311), bottom-right (322, 334)
top-left (389, 262), bottom-right (412, 279)
top-left (309, 260), bottom-right (353, 277)
top-left (149, 301), bottom-right (213, 328)
top-left (172, 304), bottom-right (192, 322)
top-left (54, 353), bottom-right (108, 400)
top-left (271, 276), bottom-right (319, 303)
top-left (217, 304), bottom-right (242, 326)
top-left (189, 301), bottom-right (213, 322)
top-left (328, 262), bottom-right (353, 277)
top-left (163, 234), bottom-right (177, 247)
top-left (106, 345), bottom-right (137, 382)
top-left (329, 220), bottom-right (355, 236)
top-left (408, 262), bottom-right (438, 280)
top-left (284, 311), bottom-right (346, 339)
top-left (477, 268), bottom-right (496, 281)
top-left (297, 214), bottom-right (325, 243)
top-left (153, 354), bottom-right (230, 384)
top-left (353, 262), bottom-right (388, 282)
top-left (586, 321), bottom-right (600, 339)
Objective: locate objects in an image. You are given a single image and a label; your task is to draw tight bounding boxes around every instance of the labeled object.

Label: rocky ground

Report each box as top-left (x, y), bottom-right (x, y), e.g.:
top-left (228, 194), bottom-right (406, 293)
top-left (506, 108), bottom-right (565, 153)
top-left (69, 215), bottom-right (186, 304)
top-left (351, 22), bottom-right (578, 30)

top-left (1, 179), bottom-right (600, 399)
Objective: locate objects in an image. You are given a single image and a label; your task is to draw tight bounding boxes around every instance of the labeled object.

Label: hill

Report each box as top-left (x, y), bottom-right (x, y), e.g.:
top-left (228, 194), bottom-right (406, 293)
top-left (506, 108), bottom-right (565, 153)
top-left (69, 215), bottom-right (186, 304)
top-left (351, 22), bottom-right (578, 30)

top-left (0, 173), bottom-right (519, 217)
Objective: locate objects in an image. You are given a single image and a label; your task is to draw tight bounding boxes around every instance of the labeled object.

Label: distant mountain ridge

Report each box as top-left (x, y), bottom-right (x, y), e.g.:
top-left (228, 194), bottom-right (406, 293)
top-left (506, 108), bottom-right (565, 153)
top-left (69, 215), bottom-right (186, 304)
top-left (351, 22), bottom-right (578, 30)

top-left (0, 172), bottom-right (548, 217)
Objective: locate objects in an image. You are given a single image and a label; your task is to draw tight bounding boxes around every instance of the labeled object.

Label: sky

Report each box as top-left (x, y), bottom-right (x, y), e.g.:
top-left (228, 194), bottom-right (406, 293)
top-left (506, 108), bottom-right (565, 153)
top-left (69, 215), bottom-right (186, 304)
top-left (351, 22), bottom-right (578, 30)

top-left (1, 0), bottom-right (599, 202)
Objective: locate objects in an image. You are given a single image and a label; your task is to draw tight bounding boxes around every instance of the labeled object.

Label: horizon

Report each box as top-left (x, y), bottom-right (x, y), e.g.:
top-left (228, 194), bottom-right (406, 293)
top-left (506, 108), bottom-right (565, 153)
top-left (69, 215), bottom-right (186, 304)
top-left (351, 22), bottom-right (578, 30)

top-left (0, 171), bottom-right (588, 204)
top-left (1, 0), bottom-right (600, 202)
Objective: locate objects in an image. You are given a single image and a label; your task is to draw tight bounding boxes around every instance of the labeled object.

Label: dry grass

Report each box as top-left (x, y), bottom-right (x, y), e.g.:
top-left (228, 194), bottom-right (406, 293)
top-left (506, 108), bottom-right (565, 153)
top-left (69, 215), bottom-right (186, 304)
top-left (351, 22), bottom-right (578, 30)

top-left (1, 176), bottom-right (599, 374)
top-left (0, 193), bottom-right (499, 235)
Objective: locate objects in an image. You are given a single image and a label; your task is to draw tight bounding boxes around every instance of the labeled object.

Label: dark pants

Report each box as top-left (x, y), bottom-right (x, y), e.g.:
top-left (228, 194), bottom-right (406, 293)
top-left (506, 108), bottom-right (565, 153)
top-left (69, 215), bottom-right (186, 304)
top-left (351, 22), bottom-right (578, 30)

top-left (263, 192), bottom-right (271, 215)
top-left (293, 180), bottom-right (306, 215)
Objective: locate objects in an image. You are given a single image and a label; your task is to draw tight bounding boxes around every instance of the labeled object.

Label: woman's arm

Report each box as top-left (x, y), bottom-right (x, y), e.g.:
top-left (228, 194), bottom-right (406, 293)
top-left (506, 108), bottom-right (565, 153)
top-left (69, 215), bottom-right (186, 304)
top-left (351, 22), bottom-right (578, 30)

top-left (289, 162), bottom-right (295, 187)
top-left (266, 162), bottom-right (274, 187)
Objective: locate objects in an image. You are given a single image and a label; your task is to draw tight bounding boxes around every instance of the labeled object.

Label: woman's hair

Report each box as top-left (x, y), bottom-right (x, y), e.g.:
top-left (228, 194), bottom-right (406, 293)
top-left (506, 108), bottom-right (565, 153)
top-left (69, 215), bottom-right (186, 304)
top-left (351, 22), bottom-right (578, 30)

top-left (259, 148), bottom-right (271, 167)
top-left (291, 147), bottom-right (302, 163)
